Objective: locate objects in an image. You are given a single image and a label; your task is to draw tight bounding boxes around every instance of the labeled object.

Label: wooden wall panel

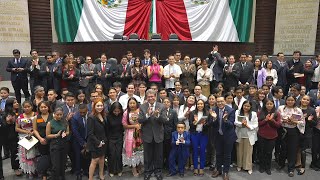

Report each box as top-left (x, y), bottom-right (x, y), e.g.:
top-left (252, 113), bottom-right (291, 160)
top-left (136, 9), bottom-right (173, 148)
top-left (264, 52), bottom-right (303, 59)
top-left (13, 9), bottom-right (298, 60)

top-left (28, 0), bottom-right (53, 55)
top-left (315, 5), bottom-right (320, 55)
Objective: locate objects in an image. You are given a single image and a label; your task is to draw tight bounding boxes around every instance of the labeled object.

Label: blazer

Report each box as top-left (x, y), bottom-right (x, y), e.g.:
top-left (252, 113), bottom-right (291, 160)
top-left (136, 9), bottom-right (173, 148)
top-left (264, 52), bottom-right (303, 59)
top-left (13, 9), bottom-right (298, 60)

top-left (6, 57), bottom-right (29, 82)
top-left (116, 64), bottom-right (132, 81)
top-left (138, 102), bottom-right (166, 143)
top-left (62, 103), bottom-right (79, 120)
top-left (87, 115), bottom-right (107, 151)
top-left (208, 52), bottom-right (225, 82)
top-left (39, 62), bottom-right (62, 92)
top-left (208, 106), bottom-right (237, 142)
top-left (80, 63), bottom-right (96, 87)
top-left (236, 62), bottom-right (254, 84)
top-left (142, 58), bottom-right (152, 66)
top-left (234, 110), bottom-right (258, 145)
top-left (223, 63), bottom-right (240, 90)
top-left (62, 68), bottom-right (80, 86)
top-left (171, 131), bottom-right (191, 147)
top-left (179, 63), bottom-right (197, 88)
top-left (308, 89), bottom-right (318, 107)
top-left (253, 68), bottom-right (266, 88)
top-left (272, 60), bottom-right (288, 86)
top-left (189, 111), bottom-right (211, 135)
top-left (287, 59), bottom-right (304, 84)
top-left (71, 112), bottom-right (87, 147)
top-left (93, 63), bottom-right (113, 83)
top-left (163, 108), bottom-right (179, 140)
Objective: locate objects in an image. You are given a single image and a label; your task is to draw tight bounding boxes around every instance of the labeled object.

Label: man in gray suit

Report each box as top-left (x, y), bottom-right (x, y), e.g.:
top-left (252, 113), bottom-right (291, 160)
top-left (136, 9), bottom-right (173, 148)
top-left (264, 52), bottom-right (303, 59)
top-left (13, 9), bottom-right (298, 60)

top-left (80, 56), bottom-right (96, 97)
top-left (208, 45), bottom-right (225, 93)
top-left (138, 89), bottom-right (166, 180)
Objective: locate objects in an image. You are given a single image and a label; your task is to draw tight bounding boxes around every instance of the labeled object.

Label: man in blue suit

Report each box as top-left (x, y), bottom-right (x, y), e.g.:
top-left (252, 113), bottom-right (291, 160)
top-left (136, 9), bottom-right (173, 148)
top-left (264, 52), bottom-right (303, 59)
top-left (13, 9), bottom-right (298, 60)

top-left (167, 122), bottom-right (190, 177)
top-left (71, 104), bottom-right (89, 180)
top-left (210, 96), bottom-right (236, 180)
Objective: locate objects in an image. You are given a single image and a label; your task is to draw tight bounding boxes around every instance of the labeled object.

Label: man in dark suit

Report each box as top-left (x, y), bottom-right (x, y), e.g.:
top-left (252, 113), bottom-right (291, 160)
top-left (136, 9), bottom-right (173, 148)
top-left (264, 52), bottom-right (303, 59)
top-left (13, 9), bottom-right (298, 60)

top-left (236, 53), bottom-right (254, 86)
top-left (273, 52), bottom-right (289, 95)
top-left (168, 81), bottom-right (184, 101)
top-left (116, 56), bottom-right (132, 92)
top-left (138, 89), bottom-right (166, 180)
top-left (94, 53), bottom-right (113, 95)
top-left (71, 104), bottom-right (90, 179)
top-left (208, 45), bottom-right (225, 93)
top-left (210, 96), bottom-right (236, 180)
top-left (142, 49), bottom-right (152, 67)
top-left (6, 49), bottom-right (30, 103)
top-left (287, 51), bottom-right (304, 86)
top-left (47, 89), bottom-right (64, 111)
top-left (223, 55), bottom-right (240, 91)
top-left (40, 54), bottom-right (62, 94)
top-left (29, 49), bottom-right (44, 95)
top-left (80, 56), bottom-right (96, 97)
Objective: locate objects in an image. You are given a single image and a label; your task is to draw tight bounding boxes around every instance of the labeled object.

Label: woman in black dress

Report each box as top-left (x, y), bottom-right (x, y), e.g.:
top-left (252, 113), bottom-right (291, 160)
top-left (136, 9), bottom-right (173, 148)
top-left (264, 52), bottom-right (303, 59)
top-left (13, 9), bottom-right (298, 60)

top-left (106, 102), bottom-right (124, 177)
top-left (87, 98), bottom-right (108, 180)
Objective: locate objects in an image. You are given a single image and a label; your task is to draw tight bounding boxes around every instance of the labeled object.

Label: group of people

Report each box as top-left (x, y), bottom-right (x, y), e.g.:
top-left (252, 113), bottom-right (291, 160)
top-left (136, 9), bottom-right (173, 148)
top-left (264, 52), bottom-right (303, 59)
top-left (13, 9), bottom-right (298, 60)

top-left (0, 46), bottom-right (320, 180)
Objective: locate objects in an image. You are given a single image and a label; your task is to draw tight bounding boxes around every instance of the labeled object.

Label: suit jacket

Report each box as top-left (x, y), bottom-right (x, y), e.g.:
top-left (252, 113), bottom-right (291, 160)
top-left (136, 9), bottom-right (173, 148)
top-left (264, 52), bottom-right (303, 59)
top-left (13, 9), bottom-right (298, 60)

top-left (62, 68), bottom-right (80, 92)
top-left (168, 90), bottom-right (184, 101)
top-left (272, 60), bottom-right (288, 86)
top-left (179, 63), bottom-right (196, 88)
top-left (71, 112), bottom-right (87, 147)
top-left (223, 63), bottom-right (240, 90)
top-left (142, 58), bottom-right (152, 66)
top-left (87, 115), bottom-right (107, 151)
top-left (209, 106), bottom-right (237, 142)
top-left (116, 64), bottom-right (132, 89)
top-left (189, 111), bottom-right (211, 135)
top-left (236, 62), bottom-right (254, 84)
top-left (28, 59), bottom-right (44, 83)
top-left (138, 102), bottom-right (166, 143)
top-left (287, 59), bottom-right (304, 84)
top-left (171, 131), bottom-right (191, 147)
top-left (208, 52), bottom-right (225, 82)
top-left (308, 89), bottom-right (318, 107)
top-left (6, 57), bottom-right (29, 82)
top-left (163, 108), bottom-right (179, 140)
top-left (80, 63), bottom-right (96, 87)
top-left (234, 110), bottom-right (258, 145)
top-left (39, 62), bottom-right (61, 92)
top-left (253, 68), bottom-right (266, 88)
top-left (62, 104), bottom-right (79, 120)
top-left (93, 63), bottom-right (113, 84)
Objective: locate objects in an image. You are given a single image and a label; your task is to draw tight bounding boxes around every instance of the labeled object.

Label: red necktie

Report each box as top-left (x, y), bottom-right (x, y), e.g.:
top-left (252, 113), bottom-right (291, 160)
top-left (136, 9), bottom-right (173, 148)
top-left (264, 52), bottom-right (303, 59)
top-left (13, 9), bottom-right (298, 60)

top-left (123, 65), bottom-right (126, 73)
top-left (102, 63), bottom-right (105, 71)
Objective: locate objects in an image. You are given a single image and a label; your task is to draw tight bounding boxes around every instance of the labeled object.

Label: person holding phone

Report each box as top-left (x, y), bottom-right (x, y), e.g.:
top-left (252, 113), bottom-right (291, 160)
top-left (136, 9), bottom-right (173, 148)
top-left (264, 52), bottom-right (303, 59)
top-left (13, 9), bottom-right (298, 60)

top-left (87, 98), bottom-right (108, 180)
top-left (189, 99), bottom-right (210, 176)
top-left (46, 107), bottom-right (70, 180)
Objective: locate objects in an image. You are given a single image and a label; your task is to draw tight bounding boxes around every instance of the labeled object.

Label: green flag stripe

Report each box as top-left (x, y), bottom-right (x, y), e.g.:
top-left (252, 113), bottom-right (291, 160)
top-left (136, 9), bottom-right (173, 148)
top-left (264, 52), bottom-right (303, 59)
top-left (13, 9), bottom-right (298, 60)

top-left (149, 0), bottom-right (154, 36)
top-left (229, 0), bottom-right (253, 42)
top-left (54, 0), bottom-right (83, 42)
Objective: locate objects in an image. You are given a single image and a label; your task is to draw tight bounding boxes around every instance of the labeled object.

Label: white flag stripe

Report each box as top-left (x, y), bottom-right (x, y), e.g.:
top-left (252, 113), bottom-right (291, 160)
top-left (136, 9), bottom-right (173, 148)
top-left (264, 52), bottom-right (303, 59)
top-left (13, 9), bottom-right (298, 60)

top-left (74, 0), bottom-right (129, 41)
top-left (184, 0), bottom-right (239, 41)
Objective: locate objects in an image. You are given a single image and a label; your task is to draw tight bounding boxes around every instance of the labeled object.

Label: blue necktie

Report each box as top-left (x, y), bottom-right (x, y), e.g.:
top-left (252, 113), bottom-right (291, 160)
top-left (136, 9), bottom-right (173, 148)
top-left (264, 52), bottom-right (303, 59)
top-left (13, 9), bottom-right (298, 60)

top-left (275, 99), bottom-right (279, 109)
top-left (219, 109), bottom-right (223, 135)
top-left (0, 99), bottom-right (5, 111)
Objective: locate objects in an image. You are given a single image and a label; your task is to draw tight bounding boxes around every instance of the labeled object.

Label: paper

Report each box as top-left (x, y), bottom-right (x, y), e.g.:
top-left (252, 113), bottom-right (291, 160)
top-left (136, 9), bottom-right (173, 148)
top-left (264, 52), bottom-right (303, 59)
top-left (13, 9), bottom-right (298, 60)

top-left (292, 113), bottom-right (302, 120)
top-left (237, 115), bottom-right (247, 122)
top-left (18, 136), bottom-right (39, 150)
top-left (294, 73), bottom-right (304, 78)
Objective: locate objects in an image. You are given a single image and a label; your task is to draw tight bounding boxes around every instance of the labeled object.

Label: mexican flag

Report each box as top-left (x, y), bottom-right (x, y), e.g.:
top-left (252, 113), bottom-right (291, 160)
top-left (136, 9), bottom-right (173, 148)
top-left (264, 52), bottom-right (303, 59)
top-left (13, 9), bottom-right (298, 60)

top-left (54, 0), bottom-right (253, 42)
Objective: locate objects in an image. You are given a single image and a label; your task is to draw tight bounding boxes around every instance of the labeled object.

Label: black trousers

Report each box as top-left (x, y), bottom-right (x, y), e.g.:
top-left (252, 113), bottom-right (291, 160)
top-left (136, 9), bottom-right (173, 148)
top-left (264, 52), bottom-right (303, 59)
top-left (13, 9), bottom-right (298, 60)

top-left (215, 135), bottom-right (233, 173)
top-left (50, 141), bottom-right (68, 180)
top-left (258, 136), bottom-right (275, 171)
top-left (12, 79), bottom-right (30, 103)
top-left (143, 140), bottom-right (163, 176)
top-left (279, 128), bottom-right (300, 172)
top-left (107, 138), bottom-right (123, 174)
top-left (163, 138), bottom-right (171, 169)
top-left (312, 128), bottom-right (320, 167)
top-left (0, 140), bottom-right (4, 178)
top-left (274, 128), bottom-right (284, 163)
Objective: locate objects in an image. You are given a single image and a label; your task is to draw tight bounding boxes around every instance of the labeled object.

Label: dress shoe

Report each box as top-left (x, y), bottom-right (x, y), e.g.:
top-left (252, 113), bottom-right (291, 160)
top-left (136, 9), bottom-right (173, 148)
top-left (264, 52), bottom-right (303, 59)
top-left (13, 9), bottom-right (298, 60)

top-left (223, 173), bottom-right (230, 180)
top-left (179, 173), bottom-right (184, 177)
top-left (76, 175), bottom-right (82, 180)
top-left (166, 172), bottom-right (177, 177)
top-left (288, 171), bottom-right (294, 177)
top-left (155, 174), bottom-right (163, 180)
top-left (259, 167), bottom-right (264, 173)
top-left (2, 155), bottom-right (9, 160)
top-left (211, 170), bottom-right (221, 178)
top-left (144, 174), bottom-right (151, 180)
top-left (266, 169), bottom-right (271, 175)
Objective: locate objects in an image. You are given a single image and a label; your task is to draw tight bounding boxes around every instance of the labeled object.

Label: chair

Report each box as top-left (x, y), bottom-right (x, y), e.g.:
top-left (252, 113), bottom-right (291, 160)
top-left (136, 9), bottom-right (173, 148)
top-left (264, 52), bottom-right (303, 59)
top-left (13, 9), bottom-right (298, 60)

top-left (169, 33), bottom-right (179, 41)
top-left (113, 34), bottom-right (123, 40)
top-left (151, 33), bottom-right (161, 41)
top-left (129, 33), bottom-right (139, 40)
top-left (122, 35), bottom-right (128, 40)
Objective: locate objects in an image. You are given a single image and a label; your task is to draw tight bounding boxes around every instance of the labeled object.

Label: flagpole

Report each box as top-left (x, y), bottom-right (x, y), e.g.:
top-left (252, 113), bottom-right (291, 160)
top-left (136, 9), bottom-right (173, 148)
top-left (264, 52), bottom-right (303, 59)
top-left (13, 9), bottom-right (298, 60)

top-left (152, 0), bottom-right (157, 34)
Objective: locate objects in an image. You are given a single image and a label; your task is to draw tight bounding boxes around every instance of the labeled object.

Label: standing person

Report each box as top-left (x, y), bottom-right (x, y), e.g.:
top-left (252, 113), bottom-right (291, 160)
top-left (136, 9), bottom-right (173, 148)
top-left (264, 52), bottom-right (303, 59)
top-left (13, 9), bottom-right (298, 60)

top-left (87, 98), bottom-right (107, 180)
top-left (122, 98), bottom-right (144, 177)
top-left (116, 55), bottom-right (132, 92)
top-left (46, 107), bottom-right (70, 180)
top-left (197, 59), bottom-right (213, 97)
top-left (63, 59), bottom-right (80, 95)
top-left (40, 53), bottom-right (61, 94)
top-left (178, 95), bottom-right (196, 131)
top-left (277, 96), bottom-right (305, 177)
top-left (234, 101), bottom-right (258, 175)
top-left (313, 106), bottom-right (320, 171)
top-left (303, 59), bottom-right (315, 92)
top-left (252, 59), bottom-right (266, 88)
top-left (33, 101), bottom-right (52, 180)
top-left (147, 56), bottom-right (164, 88)
top-left (141, 49), bottom-right (152, 67)
top-left (106, 102), bottom-right (124, 177)
top-left (287, 50), bottom-right (304, 86)
top-left (210, 96), bottom-right (236, 180)
top-left (162, 98), bottom-right (178, 170)
top-left (189, 99), bottom-right (210, 176)
top-left (138, 89), bottom-right (166, 180)
top-left (208, 45), bottom-right (225, 94)
top-left (131, 57), bottom-right (147, 92)
top-left (94, 53), bottom-right (113, 95)
top-left (311, 54), bottom-right (320, 89)
top-left (71, 104), bottom-right (90, 180)
top-left (163, 55), bottom-right (182, 91)
top-left (297, 95), bottom-right (317, 175)
top-left (118, 83), bottom-right (142, 110)
top-left (273, 52), bottom-right (289, 95)
top-left (15, 101), bottom-right (37, 178)
top-left (223, 55), bottom-right (240, 92)
top-left (6, 49), bottom-right (31, 103)
top-left (179, 55), bottom-right (197, 91)
top-left (80, 56), bottom-right (96, 97)
top-left (237, 53), bottom-right (254, 87)
top-left (265, 60), bottom-right (278, 86)
top-left (258, 99), bottom-right (281, 175)
top-left (31, 86), bottom-right (46, 111)
top-left (29, 49), bottom-right (43, 95)
top-left (0, 110), bottom-right (5, 180)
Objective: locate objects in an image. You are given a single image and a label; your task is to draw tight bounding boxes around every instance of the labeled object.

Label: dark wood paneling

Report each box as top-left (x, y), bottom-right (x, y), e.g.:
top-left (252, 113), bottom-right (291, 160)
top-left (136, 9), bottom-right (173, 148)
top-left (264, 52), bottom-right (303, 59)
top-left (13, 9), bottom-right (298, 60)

top-left (315, 5), bottom-right (320, 55)
top-left (254, 0), bottom-right (277, 55)
top-left (28, 0), bottom-right (53, 55)
top-left (52, 41), bottom-right (255, 61)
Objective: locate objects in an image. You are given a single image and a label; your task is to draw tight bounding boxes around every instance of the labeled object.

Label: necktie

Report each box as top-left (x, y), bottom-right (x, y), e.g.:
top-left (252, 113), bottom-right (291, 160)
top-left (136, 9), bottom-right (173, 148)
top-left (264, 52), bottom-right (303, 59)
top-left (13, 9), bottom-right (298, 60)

top-left (275, 99), bottom-right (279, 109)
top-left (83, 117), bottom-right (87, 138)
top-left (185, 64), bottom-right (189, 70)
top-left (0, 99), bottom-right (5, 111)
top-left (123, 65), bottom-right (126, 73)
top-left (146, 60), bottom-right (149, 65)
top-left (219, 109), bottom-right (223, 135)
top-left (238, 98), bottom-right (241, 107)
top-left (102, 63), bottom-right (105, 71)
top-left (69, 106), bottom-right (74, 113)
